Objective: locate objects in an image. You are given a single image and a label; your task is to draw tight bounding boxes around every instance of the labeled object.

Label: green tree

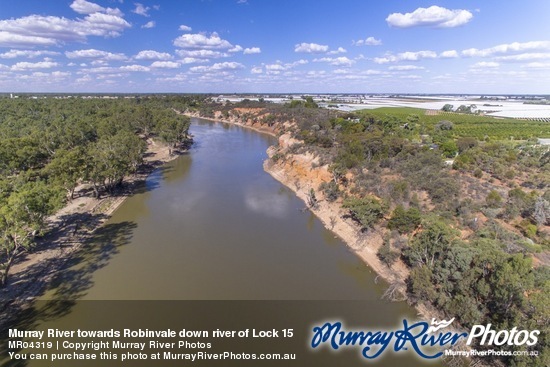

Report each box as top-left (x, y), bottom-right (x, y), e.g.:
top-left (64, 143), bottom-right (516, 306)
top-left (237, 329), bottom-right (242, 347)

top-left (86, 131), bottom-right (146, 196)
top-left (377, 235), bottom-right (399, 267)
top-left (387, 205), bottom-right (421, 234)
top-left (134, 106), bottom-right (154, 137)
top-left (304, 96), bottom-right (318, 108)
top-left (404, 217), bottom-right (457, 267)
top-left (44, 147), bottom-right (85, 200)
top-left (439, 139), bottom-right (458, 158)
top-left (408, 266), bottom-right (437, 301)
top-left (157, 112), bottom-right (191, 152)
top-left (490, 254), bottom-right (534, 324)
top-left (0, 181), bottom-right (64, 286)
top-left (343, 196), bottom-right (386, 230)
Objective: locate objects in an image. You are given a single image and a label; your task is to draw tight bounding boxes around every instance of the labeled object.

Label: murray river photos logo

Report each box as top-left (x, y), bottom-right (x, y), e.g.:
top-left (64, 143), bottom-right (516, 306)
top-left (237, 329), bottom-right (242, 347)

top-left (310, 318), bottom-right (540, 360)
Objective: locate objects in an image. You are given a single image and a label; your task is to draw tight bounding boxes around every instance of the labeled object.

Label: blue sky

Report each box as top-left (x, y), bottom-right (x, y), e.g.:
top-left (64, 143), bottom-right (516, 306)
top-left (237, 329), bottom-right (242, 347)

top-left (0, 0), bottom-right (549, 93)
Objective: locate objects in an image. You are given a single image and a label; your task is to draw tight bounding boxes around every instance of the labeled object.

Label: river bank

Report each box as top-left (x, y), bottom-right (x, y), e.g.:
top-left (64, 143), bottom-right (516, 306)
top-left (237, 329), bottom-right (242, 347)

top-left (2, 111), bottom-right (433, 318)
top-left (0, 139), bottom-right (186, 315)
top-left (187, 111), bottom-right (439, 320)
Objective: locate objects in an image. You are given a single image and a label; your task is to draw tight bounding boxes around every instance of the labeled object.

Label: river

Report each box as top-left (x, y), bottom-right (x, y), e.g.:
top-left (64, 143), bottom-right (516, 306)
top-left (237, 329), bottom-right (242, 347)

top-left (5, 119), bottom-right (432, 366)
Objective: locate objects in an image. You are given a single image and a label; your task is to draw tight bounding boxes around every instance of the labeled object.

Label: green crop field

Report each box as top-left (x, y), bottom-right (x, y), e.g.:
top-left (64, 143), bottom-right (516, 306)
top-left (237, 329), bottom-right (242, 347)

top-left (358, 107), bottom-right (550, 141)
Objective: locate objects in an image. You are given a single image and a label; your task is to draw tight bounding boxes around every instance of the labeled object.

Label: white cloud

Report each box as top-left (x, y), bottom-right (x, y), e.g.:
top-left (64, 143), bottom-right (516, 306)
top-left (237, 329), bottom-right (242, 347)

top-left (190, 62), bottom-right (244, 73)
top-left (70, 0), bottom-right (104, 14)
top-left (471, 61), bottom-right (500, 68)
top-left (265, 63), bottom-right (286, 72)
top-left (16, 71), bottom-right (71, 81)
top-left (521, 62), bottom-right (550, 69)
top-left (0, 49), bottom-right (60, 59)
top-left (174, 32), bottom-right (233, 50)
top-left (70, 0), bottom-right (123, 16)
top-left (388, 65), bottom-right (425, 71)
top-left (80, 12), bottom-right (131, 36)
top-left (440, 50), bottom-right (459, 58)
top-left (150, 61), bottom-right (180, 68)
top-left (462, 41), bottom-right (550, 57)
top-left (263, 60), bottom-right (308, 74)
top-left (175, 49), bottom-right (229, 59)
top-left (251, 67), bottom-right (262, 74)
top-left (313, 56), bottom-right (355, 67)
top-left (75, 74), bottom-right (92, 83)
top-left (132, 3), bottom-right (150, 17)
top-left (180, 57), bottom-right (209, 64)
top-left (0, 12), bottom-right (130, 47)
top-left (134, 50), bottom-right (173, 60)
top-left (327, 47), bottom-right (347, 55)
top-left (294, 42), bottom-right (329, 53)
top-left (66, 49), bottom-right (127, 60)
top-left (495, 53), bottom-right (550, 62)
top-left (333, 69), bottom-right (350, 74)
top-left (243, 47), bottom-right (261, 55)
top-left (229, 45), bottom-right (243, 53)
top-left (354, 37), bottom-right (382, 46)
top-left (399, 75), bottom-right (422, 79)
top-left (157, 73), bottom-right (187, 83)
top-left (77, 66), bottom-right (118, 74)
top-left (120, 64), bottom-right (150, 72)
top-left (0, 32), bottom-right (57, 47)
top-left (142, 21), bottom-right (155, 29)
top-left (179, 25), bottom-right (192, 32)
top-left (11, 61), bottom-right (58, 71)
top-left (386, 6), bottom-right (473, 28)
top-left (374, 50), bottom-right (437, 64)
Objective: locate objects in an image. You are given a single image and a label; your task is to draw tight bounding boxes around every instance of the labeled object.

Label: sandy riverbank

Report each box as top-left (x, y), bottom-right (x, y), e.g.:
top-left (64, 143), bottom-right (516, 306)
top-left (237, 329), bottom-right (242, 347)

top-left (0, 139), bottom-right (184, 313)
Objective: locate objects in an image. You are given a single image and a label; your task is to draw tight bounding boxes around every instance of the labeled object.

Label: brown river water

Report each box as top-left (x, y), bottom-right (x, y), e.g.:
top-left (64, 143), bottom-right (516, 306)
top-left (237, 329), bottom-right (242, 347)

top-left (4, 119), bottom-right (438, 366)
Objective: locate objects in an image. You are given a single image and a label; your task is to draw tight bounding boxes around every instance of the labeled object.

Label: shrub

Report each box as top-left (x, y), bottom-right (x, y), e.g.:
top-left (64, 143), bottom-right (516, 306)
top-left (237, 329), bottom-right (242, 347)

top-left (486, 190), bottom-right (503, 208)
top-left (377, 244), bottom-right (399, 267)
top-left (387, 205), bottom-right (421, 234)
top-left (343, 196), bottom-right (386, 230)
top-left (319, 181), bottom-right (340, 202)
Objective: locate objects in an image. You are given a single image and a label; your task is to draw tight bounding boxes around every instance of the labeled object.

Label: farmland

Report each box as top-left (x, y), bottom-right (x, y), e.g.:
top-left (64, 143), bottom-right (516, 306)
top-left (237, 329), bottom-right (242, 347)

top-left (359, 107), bottom-right (550, 141)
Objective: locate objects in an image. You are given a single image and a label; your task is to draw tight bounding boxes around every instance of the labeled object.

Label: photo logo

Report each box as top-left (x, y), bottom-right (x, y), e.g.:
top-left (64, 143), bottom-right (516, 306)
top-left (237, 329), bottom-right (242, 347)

top-left (426, 318), bottom-right (455, 334)
top-left (310, 319), bottom-right (540, 360)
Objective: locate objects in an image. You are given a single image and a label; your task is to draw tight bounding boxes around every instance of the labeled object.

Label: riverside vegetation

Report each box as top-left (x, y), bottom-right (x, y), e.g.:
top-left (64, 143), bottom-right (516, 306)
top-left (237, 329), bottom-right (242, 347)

top-left (0, 95), bottom-right (195, 288)
top-left (1, 95), bottom-right (548, 366)
top-left (197, 97), bottom-right (549, 367)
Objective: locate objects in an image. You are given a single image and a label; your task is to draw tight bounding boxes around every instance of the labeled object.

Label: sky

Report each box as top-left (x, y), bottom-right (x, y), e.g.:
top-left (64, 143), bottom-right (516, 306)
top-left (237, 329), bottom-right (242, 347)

top-left (0, 0), bottom-right (549, 94)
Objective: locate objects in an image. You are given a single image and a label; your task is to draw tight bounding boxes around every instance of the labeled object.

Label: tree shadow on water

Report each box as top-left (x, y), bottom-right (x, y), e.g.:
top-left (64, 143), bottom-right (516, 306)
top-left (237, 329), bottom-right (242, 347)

top-left (0, 220), bottom-right (136, 367)
top-left (47, 220), bottom-right (137, 300)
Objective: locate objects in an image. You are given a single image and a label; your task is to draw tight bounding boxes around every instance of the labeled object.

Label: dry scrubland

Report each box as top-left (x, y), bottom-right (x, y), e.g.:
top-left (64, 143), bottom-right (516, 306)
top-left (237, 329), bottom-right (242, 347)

top-left (195, 98), bottom-right (549, 367)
